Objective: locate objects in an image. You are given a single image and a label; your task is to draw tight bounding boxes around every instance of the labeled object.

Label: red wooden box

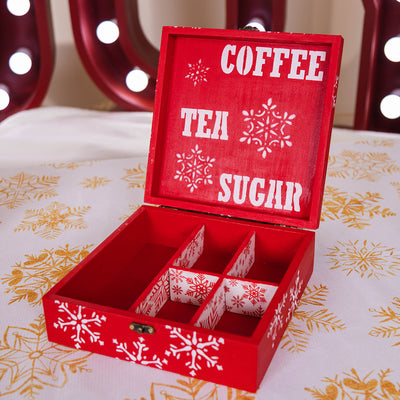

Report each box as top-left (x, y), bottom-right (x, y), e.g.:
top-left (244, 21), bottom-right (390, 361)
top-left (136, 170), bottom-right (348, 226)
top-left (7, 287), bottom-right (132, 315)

top-left (43, 27), bottom-right (343, 392)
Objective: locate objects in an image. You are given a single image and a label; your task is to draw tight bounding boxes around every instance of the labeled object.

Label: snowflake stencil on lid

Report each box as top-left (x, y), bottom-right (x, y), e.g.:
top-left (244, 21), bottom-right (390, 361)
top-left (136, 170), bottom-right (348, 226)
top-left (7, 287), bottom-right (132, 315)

top-left (175, 145), bottom-right (215, 192)
top-left (53, 301), bottom-right (106, 349)
top-left (241, 98), bottom-right (296, 158)
top-left (113, 337), bottom-right (165, 369)
top-left (165, 326), bottom-right (224, 376)
top-left (185, 59), bottom-right (210, 86)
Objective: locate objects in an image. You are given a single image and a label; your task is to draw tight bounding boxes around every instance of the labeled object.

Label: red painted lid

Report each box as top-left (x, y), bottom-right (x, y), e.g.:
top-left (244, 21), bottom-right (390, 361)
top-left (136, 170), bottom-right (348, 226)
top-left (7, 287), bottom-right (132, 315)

top-left (145, 27), bottom-right (343, 229)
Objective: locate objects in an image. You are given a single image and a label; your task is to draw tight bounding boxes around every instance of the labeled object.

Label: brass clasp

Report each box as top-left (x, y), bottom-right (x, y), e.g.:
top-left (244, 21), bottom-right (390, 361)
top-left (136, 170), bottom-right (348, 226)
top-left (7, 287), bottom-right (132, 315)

top-left (129, 322), bottom-right (155, 335)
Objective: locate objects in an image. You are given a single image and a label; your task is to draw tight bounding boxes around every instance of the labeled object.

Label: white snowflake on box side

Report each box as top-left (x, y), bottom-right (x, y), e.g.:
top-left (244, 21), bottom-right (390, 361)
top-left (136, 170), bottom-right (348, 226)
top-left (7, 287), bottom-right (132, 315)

top-left (113, 336), bottom-right (165, 369)
top-left (241, 98), bottom-right (296, 158)
top-left (267, 293), bottom-right (287, 347)
top-left (286, 272), bottom-right (304, 323)
top-left (165, 326), bottom-right (224, 376)
top-left (266, 271), bottom-right (304, 348)
top-left (53, 301), bottom-right (106, 349)
top-left (175, 145), bottom-right (215, 192)
top-left (185, 59), bottom-right (210, 86)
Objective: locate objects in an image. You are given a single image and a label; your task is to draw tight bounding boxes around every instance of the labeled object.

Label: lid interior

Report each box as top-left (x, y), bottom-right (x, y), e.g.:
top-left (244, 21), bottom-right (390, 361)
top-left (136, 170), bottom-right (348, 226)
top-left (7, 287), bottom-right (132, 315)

top-left (145, 27), bottom-right (343, 229)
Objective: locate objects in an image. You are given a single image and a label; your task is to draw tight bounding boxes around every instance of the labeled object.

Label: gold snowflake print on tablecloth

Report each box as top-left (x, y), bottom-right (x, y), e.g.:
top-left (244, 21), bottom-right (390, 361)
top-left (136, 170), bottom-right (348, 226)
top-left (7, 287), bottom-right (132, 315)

top-left (2, 244), bottom-right (93, 307)
top-left (355, 138), bottom-right (396, 147)
top-left (119, 204), bottom-right (141, 221)
top-left (0, 172), bottom-right (59, 209)
top-left (305, 368), bottom-right (400, 399)
top-left (280, 284), bottom-right (345, 353)
top-left (326, 240), bottom-right (400, 279)
top-left (47, 161), bottom-right (95, 170)
top-left (80, 176), bottom-right (111, 189)
top-left (328, 150), bottom-right (400, 181)
top-left (369, 297), bottom-right (400, 347)
top-left (0, 314), bottom-right (91, 399)
top-left (122, 163), bottom-right (147, 189)
top-left (125, 377), bottom-right (255, 400)
top-left (14, 201), bottom-right (91, 239)
top-left (321, 186), bottom-right (396, 229)
top-left (392, 182), bottom-right (400, 199)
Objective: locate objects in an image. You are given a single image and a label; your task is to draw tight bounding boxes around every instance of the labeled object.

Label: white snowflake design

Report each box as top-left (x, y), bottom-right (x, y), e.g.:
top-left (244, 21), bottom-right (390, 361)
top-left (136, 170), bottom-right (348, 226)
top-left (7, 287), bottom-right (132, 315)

top-left (165, 326), bottom-right (224, 376)
top-left (267, 293), bottom-right (287, 347)
top-left (175, 145), bottom-right (215, 192)
top-left (286, 272), bottom-right (304, 323)
top-left (242, 282), bottom-right (267, 306)
top-left (241, 98), bottom-right (296, 158)
top-left (185, 59), bottom-right (210, 86)
top-left (53, 301), bottom-right (106, 349)
top-left (185, 273), bottom-right (216, 303)
top-left (113, 337), bottom-right (165, 369)
top-left (266, 271), bottom-right (304, 347)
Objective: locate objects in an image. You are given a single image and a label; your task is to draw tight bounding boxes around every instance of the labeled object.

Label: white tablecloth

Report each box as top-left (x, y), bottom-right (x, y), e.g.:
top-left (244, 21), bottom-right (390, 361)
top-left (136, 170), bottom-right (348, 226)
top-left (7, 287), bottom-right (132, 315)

top-left (1, 107), bottom-right (399, 399)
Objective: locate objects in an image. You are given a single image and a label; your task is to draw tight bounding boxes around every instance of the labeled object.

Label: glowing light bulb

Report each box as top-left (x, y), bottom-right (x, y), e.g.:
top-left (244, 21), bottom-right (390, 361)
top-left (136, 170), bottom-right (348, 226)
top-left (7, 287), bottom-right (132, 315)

top-left (0, 86), bottom-right (10, 111)
top-left (384, 37), bottom-right (400, 62)
top-left (7, 0), bottom-right (30, 16)
top-left (126, 68), bottom-right (149, 92)
top-left (380, 93), bottom-right (400, 119)
top-left (244, 19), bottom-right (266, 32)
top-left (96, 20), bottom-right (119, 44)
top-left (9, 50), bottom-right (32, 75)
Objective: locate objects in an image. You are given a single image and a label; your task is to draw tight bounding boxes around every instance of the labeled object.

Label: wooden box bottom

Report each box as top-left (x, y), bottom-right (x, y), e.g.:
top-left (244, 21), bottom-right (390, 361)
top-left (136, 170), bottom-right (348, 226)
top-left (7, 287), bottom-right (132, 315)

top-left (43, 205), bottom-right (314, 391)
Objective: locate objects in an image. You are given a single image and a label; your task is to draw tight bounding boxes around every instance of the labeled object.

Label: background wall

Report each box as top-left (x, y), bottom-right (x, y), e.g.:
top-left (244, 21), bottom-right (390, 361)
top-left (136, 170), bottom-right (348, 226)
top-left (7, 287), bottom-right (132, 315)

top-left (44, 0), bottom-right (364, 127)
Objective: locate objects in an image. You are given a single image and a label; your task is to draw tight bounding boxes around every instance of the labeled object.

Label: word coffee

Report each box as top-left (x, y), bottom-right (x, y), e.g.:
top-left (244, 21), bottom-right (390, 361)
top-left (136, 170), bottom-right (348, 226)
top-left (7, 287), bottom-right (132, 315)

top-left (221, 44), bottom-right (326, 81)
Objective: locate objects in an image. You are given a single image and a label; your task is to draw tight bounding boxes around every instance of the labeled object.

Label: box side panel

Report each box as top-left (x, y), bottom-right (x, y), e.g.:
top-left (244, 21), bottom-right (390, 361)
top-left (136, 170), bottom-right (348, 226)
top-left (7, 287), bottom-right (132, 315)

top-left (255, 232), bottom-right (315, 387)
top-left (43, 295), bottom-right (259, 391)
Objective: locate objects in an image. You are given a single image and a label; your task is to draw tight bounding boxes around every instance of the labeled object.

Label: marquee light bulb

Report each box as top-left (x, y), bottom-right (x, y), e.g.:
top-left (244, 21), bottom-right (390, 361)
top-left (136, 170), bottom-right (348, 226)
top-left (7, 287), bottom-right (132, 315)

top-left (9, 50), bottom-right (32, 75)
top-left (384, 37), bottom-right (400, 62)
top-left (380, 93), bottom-right (400, 119)
top-left (126, 68), bottom-right (149, 92)
top-left (96, 20), bottom-right (119, 44)
top-left (7, 0), bottom-right (30, 16)
top-left (0, 86), bottom-right (10, 111)
top-left (244, 19), bottom-right (266, 32)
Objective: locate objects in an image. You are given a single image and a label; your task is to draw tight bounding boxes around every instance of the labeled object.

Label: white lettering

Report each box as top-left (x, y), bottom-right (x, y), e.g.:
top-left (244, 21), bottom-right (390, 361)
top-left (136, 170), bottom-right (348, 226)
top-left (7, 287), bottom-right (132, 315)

top-left (306, 50), bottom-right (325, 81)
top-left (293, 182), bottom-right (302, 212)
top-left (211, 111), bottom-right (229, 140)
top-left (253, 46), bottom-right (272, 76)
top-left (221, 44), bottom-right (236, 74)
top-left (249, 178), bottom-right (265, 206)
top-left (218, 174), bottom-right (303, 212)
top-left (270, 48), bottom-right (290, 78)
top-left (180, 108), bottom-right (229, 140)
top-left (288, 49), bottom-right (307, 80)
top-left (218, 173), bottom-right (232, 202)
top-left (195, 109), bottom-right (213, 138)
top-left (220, 44), bottom-right (326, 82)
top-left (181, 108), bottom-right (197, 137)
top-left (264, 179), bottom-right (276, 208)
top-left (233, 175), bottom-right (250, 204)
top-left (274, 180), bottom-right (283, 209)
top-left (236, 46), bottom-right (253, 75)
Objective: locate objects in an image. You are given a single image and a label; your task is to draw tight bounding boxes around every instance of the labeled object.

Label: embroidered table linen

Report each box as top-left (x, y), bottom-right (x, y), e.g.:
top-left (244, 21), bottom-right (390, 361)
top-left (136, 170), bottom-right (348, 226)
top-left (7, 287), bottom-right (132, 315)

top-left (1, 110), bottom-right (399, 399)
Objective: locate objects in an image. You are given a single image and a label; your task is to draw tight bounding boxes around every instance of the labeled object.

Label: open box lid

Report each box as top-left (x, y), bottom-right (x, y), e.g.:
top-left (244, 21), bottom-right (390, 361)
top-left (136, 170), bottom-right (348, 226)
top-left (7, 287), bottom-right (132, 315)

top-left (145, 27), bottom-right (343, 230)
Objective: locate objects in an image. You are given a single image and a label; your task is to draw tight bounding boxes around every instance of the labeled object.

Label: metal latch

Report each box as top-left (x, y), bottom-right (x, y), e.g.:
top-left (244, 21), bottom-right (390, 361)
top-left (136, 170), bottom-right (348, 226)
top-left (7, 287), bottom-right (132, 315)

top-left (129, 322), bottom-right (155, 335)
